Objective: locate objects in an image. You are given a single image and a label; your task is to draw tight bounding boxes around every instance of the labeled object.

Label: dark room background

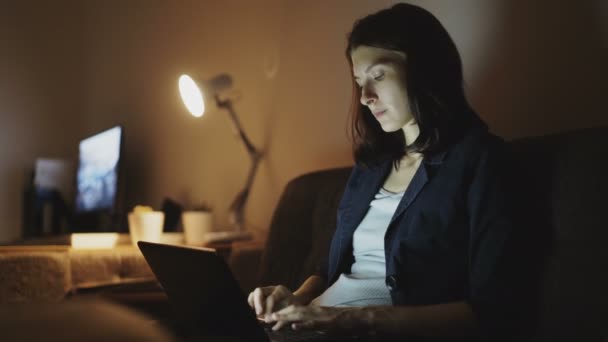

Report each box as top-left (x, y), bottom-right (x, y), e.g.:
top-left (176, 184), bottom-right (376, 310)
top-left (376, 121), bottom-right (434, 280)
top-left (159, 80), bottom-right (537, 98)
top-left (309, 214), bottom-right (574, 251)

top-left (1, 0), bottom-right (606, 243)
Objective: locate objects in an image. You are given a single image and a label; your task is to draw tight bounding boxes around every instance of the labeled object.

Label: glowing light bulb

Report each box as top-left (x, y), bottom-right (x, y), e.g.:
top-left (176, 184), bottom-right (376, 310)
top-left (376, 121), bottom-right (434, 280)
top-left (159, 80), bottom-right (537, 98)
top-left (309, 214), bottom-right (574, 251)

top-left (178, 74), bottom-right (205, 117)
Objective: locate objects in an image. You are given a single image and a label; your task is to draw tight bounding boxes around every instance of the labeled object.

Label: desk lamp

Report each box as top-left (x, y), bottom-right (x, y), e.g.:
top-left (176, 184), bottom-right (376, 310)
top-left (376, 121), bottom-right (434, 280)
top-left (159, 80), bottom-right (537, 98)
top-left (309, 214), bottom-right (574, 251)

top-left (178, 74), bottom-right (262, 232)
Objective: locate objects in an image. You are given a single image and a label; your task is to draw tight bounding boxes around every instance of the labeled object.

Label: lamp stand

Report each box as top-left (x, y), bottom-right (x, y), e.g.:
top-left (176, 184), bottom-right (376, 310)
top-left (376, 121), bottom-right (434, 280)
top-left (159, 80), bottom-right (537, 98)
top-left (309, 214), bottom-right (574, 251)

top-left (216, 97), bottom-right (262, 232)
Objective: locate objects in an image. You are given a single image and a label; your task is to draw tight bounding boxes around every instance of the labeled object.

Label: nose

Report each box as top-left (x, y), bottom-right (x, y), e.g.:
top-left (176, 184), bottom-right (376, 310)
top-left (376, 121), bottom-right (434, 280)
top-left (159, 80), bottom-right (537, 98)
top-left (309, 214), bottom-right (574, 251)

top-left (360, 84), bottom-right (377, 106)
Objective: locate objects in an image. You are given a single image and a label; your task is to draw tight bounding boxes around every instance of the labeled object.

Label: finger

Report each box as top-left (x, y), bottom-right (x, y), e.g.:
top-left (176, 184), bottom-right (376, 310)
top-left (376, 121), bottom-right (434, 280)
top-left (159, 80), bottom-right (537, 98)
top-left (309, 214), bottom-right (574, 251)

top-left (267, 286), bottom-right (293, 317)
top-left (257, 286), bottom-right (278, 315)
top-left (272, 320), bottom-right (289, 331)
top-left (273, 305), bottom-right (306, 322)
top-left (252, 287), bottom-right (267, 315)
top-left (247, 291), bottom-right (254, 309)
top-left (272, 304), bottom-right (295, 317)
top-left (275, 285), bottom-right (288, 296)
top-left (265, 292), bottom-right (275, 315)
top-left (292, 320), bottom-right (319, 331)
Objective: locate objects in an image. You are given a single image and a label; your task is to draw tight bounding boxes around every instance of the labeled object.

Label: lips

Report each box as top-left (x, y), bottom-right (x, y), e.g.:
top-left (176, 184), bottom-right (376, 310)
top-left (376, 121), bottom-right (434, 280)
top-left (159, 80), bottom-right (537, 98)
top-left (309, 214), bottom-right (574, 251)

top-left (373, 110), bottom-right (386, 118)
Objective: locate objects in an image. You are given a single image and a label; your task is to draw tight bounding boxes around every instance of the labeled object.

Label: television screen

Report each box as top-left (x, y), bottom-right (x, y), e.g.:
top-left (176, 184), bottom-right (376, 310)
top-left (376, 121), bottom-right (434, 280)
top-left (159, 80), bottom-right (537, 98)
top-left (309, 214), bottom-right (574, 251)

top-left (75, 126), bottom-right (122, 213)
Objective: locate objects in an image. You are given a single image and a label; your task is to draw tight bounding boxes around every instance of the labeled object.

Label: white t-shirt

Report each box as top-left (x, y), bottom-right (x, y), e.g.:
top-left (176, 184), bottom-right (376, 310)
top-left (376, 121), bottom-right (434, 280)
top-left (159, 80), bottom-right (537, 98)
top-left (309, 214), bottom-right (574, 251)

top-left (311, 187), bottom-right (403, 307)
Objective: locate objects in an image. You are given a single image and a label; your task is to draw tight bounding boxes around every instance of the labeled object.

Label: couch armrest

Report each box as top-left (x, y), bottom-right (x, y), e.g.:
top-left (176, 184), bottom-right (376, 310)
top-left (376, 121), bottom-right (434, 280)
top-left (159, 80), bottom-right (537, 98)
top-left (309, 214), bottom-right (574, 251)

top-left (0, 245), bottom-right (155, 302)
top-left (0, 246), bottom-right (71, 302)
top-left (69, 247), bottom-right (154, 288)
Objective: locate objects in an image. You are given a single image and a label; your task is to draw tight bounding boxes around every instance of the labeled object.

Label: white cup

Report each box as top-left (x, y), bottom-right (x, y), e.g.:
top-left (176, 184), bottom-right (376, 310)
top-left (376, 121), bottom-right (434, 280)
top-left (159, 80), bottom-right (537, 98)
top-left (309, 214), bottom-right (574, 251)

top-left (128, 211), bottom-right (164, 246)
top-left (182, 211), bottom-right (214, 245)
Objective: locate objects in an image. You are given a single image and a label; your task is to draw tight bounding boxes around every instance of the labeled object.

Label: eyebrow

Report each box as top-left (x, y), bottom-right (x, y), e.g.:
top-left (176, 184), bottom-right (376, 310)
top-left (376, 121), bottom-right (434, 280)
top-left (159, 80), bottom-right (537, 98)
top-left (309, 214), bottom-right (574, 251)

top-left (353, 57), bottom-right (400, 80)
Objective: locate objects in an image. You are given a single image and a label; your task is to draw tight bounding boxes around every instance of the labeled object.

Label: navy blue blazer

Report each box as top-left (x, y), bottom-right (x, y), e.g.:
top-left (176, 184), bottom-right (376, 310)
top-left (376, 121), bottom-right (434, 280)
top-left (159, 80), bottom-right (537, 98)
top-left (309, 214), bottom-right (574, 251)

top-left (317, 123), bottom-right (521, 336)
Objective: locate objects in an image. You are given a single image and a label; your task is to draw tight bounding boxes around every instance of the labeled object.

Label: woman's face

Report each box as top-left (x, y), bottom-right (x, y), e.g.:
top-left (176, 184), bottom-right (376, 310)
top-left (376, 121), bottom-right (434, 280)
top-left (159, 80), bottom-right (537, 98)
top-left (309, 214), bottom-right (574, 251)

top-left (351, 45), bottom-right (414, 132)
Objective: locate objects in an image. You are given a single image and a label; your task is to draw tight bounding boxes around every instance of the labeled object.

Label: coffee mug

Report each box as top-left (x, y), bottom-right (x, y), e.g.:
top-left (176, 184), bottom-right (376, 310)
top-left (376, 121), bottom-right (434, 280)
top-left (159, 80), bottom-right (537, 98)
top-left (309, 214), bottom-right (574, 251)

top-left (128, 211), bottom-right (164, 246)
top-left (182, 211), bottom-right (214, 245)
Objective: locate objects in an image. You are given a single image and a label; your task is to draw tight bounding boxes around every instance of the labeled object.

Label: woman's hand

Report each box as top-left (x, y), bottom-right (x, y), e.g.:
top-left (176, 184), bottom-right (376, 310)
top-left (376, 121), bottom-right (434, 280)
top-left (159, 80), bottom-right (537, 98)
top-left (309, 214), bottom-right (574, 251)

top-left (269, 305), bottom-right (370, 333)
top-left (247, 285), bottom-right (303, 320)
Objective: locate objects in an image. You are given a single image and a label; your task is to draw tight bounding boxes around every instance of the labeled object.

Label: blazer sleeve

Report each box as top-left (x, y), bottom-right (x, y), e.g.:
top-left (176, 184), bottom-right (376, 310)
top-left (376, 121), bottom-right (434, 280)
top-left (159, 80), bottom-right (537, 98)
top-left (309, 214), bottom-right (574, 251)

top-left (467, 138), bottom-right (525, 338)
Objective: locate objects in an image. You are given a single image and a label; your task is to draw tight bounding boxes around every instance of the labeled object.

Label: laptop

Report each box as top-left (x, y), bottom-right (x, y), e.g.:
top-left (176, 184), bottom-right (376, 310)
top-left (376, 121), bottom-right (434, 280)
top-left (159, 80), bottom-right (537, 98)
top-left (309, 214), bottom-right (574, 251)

top-left (137, 241), bottom-right (364, 342)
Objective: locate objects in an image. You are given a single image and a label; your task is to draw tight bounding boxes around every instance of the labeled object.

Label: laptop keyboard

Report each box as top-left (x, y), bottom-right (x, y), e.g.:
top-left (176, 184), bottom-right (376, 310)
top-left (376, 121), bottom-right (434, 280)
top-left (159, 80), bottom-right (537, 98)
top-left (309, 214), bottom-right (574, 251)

top-left (265, 326), bottom-right (328, 342)
top-left (264, 325), bottom-right (364, 342)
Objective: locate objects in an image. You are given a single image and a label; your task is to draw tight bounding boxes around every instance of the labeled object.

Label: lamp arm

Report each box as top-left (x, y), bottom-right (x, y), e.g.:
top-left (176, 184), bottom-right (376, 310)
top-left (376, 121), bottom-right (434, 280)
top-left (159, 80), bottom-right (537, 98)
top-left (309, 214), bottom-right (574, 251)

top-left (217, 98), bottom-right (259, 156)
top-left (216, 98), bottom-right (263, 231)
top-left (228, 152), bottom-right (262, 231)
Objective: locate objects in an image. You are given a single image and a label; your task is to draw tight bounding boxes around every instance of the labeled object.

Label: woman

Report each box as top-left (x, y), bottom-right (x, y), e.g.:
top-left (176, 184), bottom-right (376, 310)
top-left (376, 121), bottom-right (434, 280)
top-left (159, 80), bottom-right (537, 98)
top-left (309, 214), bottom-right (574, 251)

top-left (249, 3), bottom-right (521, 340)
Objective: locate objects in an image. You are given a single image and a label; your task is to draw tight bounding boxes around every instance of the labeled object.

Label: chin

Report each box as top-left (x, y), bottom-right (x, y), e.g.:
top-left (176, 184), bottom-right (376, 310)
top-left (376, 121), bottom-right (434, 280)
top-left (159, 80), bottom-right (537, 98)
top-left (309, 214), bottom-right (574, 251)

top-left (380, 123), bottom-right (402, 133)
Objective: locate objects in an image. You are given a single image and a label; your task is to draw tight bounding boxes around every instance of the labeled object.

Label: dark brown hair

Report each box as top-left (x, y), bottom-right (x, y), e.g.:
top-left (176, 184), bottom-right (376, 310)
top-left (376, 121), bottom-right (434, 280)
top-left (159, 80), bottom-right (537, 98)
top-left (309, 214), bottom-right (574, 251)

top-left (346, 3), bottom-right (486, 167)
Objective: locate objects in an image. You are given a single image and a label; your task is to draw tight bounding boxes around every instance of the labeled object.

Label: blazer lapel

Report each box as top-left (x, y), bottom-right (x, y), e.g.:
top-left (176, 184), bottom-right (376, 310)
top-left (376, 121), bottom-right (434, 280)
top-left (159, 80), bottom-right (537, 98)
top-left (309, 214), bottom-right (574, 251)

top-left (389, 163), bottom-right (428, 225)
top-left (389, 149), bottom-right (448, 225)
top-left (341, 161), bottom-right (391, 238)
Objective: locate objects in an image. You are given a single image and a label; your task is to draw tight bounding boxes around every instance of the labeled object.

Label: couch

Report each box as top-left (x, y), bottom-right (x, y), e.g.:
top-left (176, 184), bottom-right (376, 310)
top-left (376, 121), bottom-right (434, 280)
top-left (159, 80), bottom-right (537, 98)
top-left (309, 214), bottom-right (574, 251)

top-left (258, 126), bottom-right (608, 341)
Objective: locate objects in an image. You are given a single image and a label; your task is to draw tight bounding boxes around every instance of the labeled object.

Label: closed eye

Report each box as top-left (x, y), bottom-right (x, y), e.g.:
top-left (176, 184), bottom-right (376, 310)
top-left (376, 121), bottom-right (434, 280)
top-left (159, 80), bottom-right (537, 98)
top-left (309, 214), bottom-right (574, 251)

top-left (373, 73), bottom-right (385, 81)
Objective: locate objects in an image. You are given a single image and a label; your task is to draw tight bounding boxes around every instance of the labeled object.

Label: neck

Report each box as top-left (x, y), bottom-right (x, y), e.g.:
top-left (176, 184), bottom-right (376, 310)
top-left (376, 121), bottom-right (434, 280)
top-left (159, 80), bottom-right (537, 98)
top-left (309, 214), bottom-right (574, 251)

top-left (402, 120), bottom-right (420, 146)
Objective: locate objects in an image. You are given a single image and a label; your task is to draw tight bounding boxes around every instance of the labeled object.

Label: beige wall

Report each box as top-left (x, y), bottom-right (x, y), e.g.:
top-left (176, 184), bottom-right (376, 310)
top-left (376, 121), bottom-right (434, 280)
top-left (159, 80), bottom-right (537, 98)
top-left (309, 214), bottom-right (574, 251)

top-left (470, 0), bottom-right (608, 138)
top-left (0, 1), bottom-right (84, 243)
top-left (1, 0), bottom-right (606, 242)
top-left (79, 0), bottom-right (289, 234)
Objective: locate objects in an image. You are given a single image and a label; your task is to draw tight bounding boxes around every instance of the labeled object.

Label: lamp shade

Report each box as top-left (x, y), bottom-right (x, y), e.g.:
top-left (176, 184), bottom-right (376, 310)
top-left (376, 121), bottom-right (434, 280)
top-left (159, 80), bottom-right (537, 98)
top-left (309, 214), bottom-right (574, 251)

top-left (178, 74), bottom-right (234, 118)
top-left (178, 74), bottom-right (205, 117)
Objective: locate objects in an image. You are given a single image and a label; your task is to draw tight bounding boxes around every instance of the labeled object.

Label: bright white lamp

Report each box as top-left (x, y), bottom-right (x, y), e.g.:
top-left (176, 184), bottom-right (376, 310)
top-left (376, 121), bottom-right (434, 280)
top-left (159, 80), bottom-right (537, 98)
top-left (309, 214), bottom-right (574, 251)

top-left (178, 73), bottom-right (262, 232)
top-left (178, 75), bottom-right (205, 117)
